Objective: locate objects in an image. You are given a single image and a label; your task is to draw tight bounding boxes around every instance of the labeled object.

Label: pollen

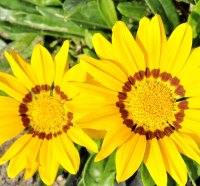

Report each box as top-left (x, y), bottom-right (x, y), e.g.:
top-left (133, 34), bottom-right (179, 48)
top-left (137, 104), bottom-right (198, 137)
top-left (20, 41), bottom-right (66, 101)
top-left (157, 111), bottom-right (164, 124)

top-left (28, 96), bottom-right (67, 134)
top-left (125, 80), bottom-right (175, 131)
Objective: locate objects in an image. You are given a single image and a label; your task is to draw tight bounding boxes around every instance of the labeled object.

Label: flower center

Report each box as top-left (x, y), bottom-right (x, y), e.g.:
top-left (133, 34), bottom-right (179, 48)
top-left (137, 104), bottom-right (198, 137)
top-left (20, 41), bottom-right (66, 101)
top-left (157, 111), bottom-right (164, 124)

top-left (29, 96), bottom-right (66, 133)
top-left (125, 80), bottom-right (175, 131)
top-left (19, 85), bottom-right (72, 140)
top-left (116, 68), bottom-right (188, 140)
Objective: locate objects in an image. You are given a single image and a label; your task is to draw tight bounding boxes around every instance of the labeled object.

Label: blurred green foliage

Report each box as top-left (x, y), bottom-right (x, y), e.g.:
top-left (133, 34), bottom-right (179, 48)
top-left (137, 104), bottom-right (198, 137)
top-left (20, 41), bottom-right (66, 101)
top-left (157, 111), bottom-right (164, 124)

top-left (0, 0), bottom-right (200, 186)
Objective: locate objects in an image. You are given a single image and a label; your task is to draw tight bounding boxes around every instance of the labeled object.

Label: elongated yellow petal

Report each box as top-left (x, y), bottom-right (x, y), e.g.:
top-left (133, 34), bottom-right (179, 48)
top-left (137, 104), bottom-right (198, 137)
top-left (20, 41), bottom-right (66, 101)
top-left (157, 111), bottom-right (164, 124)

top-left (7, 137), bottom-right (37, 178)
top-left (161, 23), bottom-right (192, 75)
top-left (144, 139), bottom-right (167, 186)
top-left (39, 139), bottom-right (59, 185)
top-left (0, 134), bottom-right (31, 165)
top-left (136, 15), bottom-right (166, 69)
top-left (0, 96), bottom-right (20, 113)
top-left (92, 33), bottom-right (116, 60)
top-left (24, 136), bottom-right (42, 179)
top-left (112, 21), bottom-right (145, 74)
top-left (70, 82), bottom-right (117, 101)
top-left (0, 72), bottom-right (28, 102)
top-left (0, 115), bottom-right (24, 145)
top-left (158, 137), bottom-right (187, 186)
top-left (116, 134), bottom-right (146, 182)
top-left (54, 40), bottom-right (69, 86)
top-left (171, 131), bottom-right (200, 164)
top-left (76, 104), bottom-right (120, 130)
top-left (5, 50), bottom-right (38, 90)
top-left (95, 124), bottom-right (132, 162)
top-left (80, 59), bottom-right (123, 92)
top-left (67, 126), bottom-right (98, 152)
top-left (52, 134), bottom-right (80, 174)
top-left (81, 56), bottom-right (128, 83)
top-left (31, 44), bottom-right (55, 85)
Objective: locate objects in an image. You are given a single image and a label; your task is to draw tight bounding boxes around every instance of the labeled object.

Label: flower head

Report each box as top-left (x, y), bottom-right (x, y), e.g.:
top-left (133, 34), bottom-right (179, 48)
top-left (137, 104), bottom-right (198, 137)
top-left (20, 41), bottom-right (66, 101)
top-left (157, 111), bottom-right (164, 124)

top-left (0, 41), bottom-right (98, 185)
top-left (75, 15), bottom-right (200, 186)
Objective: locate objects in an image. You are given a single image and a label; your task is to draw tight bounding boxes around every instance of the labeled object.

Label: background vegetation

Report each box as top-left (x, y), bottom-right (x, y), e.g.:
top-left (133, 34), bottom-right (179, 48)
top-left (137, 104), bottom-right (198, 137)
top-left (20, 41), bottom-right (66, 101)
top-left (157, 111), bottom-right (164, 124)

top-left (0, 0), bottom-right (200, 185)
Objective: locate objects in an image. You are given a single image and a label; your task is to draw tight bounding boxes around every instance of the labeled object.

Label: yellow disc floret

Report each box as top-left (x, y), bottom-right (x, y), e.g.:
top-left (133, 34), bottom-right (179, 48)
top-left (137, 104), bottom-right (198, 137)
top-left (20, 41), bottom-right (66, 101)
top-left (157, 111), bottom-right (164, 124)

top-left (28, 96), bottom-right (67, 134)
top-left (125, 80), bottom-right (175, 131)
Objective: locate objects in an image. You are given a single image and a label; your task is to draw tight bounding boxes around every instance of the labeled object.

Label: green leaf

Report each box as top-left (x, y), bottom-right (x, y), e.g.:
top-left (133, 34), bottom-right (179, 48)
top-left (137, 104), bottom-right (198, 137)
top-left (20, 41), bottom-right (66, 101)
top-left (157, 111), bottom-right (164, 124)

top-left (182, 155), bottom-right (199, 185)
top-left (65, 1), bottom-right (110, 29)
top-left (117, 2), bottom-right (150, 21)
top-left (78, 152), bottom-right (116, 186)
top-left (97, 0), bottom-right (117, 28)
top-left (23, 0), bottom-right (62, 6)
top-left (0, 7), bottom-right (84, 37)
top-left (63, 0), bottom-right (85, 17)
top-left (0, 0), bottom-right (36, 13)
top-left (144, 0), bottom-right (179, 34)
top-left (188, 0), bottom-right (200, 38)
top-left (2, 34), bottom-right (43, 58)
top-left (140, 163), bottom-right (155, 186)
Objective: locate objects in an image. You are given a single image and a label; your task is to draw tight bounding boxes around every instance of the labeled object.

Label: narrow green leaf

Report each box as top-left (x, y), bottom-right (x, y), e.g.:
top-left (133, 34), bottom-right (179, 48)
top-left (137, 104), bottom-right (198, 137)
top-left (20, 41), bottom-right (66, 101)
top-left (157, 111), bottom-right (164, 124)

top-left (140, 163), bottom-right (155, 186)
top-left (97, 0), bottom-right (117, 28)
top-left (0, 7), bottom-right (84, 37)
top-left (117, 2), bottom-right (150, 21)
top-left (78, 152), bottom-right (116, 186)
top-left (188, 0), bottom-right (200, 38)
top-left (23, 0), bottom-right (62, 6)
top-left (144, 0), bottom-right (179, 34)
top-left (0, 0), bottom-right (36, 13)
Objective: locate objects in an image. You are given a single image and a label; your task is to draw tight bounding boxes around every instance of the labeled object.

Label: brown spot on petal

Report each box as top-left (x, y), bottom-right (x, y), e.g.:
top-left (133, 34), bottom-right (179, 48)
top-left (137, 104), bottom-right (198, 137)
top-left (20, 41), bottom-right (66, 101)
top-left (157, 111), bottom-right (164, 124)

top-left (145, 68), bottom-right (151, 78)
top-left (175, 85), bottom-right (185, 97)
top-left (146, 130), bottom-right (155, 140)
top-left (178, 101), bottom-right (188, 109)
top-left (118, 92), bottom-right (127, 100)
top-left (170, 77), bottom-right (180, 86)
top-left (160, 72), bottom-right (172, 82)
top-left (151, 69), bottom-right (160, 79)
top-left (128, 76), bottom-right (135, 85)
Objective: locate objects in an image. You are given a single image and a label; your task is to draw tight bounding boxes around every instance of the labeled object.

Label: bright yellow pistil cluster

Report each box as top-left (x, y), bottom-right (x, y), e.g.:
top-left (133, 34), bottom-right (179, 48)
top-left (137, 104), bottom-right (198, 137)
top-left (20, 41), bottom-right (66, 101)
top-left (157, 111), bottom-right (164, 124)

top-left (126, 80), bottom-right (175, 130)
top-left (28, 95), bottom-right (67, 134)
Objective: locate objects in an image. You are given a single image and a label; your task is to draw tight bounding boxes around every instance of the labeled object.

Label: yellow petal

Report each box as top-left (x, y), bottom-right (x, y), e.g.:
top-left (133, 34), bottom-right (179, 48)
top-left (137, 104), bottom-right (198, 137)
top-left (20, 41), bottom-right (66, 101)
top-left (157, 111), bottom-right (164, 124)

top-left (158, 137), bottom-right (187, 186)
top-left (83, 128), bottom-right (106, 139)
top-left (136, 15), bottom-right (166, 69)
top-left (80, 59), bottom-right (123, 92)
top-left (54, 40), bottom-right (69, 86)
top-left (144, 139), bottom-right (167, 186)
top-left (0, 96), bottom-right (20, 113)
top-left (95, 124), bottom-right (132, 162)
top-left (171, 131), bottom-right (200, 164)
top-left (61, 63), bottom-right (89, 85)
top-left (112, 21), bottom-right (145, 74)
top-left (31, 44), bottom-right (55, 85)
top-left (7, 137), bottom-right (37, 178)
top-left (81, 56), bottom-right (128, 83)
top-left (0, 134), bottom-right (31, 165)
top-left (39, 139), bottom-right (59, 185)
top-left (92, 33), bottom-right (116, 61)
top-left (188, 96), bottom-right (200, 108)
top-left (67, 126), bottom-right (98, 152)
top-left (5, 50), bottom-right (38, 90)
top-left (0, 115), bottom-right (24, 145)
top-left (0, 72), bottom-right (28, 102)
top-left (52, 134), bottom-right (80, 174)
top-left (116, 134), bottom-right (146, 182)
top-left (161, 23), bottom-right (192, 76)
top-left (76, 104), bottom-right (120, 130)
top-left (70, 82), bottom-right (117, 101)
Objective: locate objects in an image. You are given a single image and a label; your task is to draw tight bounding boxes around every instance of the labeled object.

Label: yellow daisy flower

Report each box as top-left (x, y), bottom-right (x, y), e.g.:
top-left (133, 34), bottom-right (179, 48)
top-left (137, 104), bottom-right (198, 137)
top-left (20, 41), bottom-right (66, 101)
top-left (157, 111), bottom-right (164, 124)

top-left (0, 41), bottom-right (98, 185)
top-left (74, 15), bottom-right (200, 186)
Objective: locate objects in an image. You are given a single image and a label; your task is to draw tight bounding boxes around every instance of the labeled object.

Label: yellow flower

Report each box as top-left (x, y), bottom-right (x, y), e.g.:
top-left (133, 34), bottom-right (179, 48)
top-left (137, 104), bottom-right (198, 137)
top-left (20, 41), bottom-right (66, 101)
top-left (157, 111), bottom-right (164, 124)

top-left (0, 41), bottom-right (98, 185)
top-left (75, 15), bottom-right (200, 186)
